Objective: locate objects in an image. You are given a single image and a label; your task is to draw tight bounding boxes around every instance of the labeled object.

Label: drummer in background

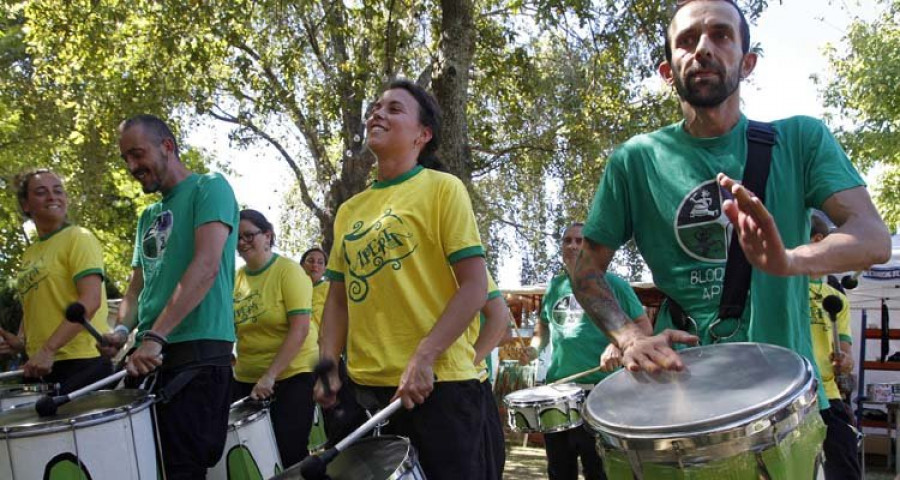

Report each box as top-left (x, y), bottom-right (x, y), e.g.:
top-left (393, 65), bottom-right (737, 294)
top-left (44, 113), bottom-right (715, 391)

top-left (300, 247), bottom-right (329, 332)
top-left (572, 0), bottom-right (888, 395)
top-left (315, 79), bottom-right (491, 480)
top-left (101, 114), bottom-right (237, 480)
top-left (521, 222), bottom-right (650, 480)
top-left (233, 209), bottom-right (317, 468)
top-left (0, 169), bottom-right (112, 394)
top-left (808, 211), bottom-right (860, 480)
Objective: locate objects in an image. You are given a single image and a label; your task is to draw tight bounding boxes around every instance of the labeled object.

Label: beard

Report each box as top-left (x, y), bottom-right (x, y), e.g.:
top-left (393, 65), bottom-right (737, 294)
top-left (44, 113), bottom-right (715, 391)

top-left (672, 62), bottom-right (741, 108)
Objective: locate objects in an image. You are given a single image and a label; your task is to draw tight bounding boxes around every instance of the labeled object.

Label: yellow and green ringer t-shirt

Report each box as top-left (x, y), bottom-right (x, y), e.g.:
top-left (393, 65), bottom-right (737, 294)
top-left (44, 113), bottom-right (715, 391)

top-left (17, 225), bottom-right (108, 361)
top-left (809, 280), bottom-right (852, 400)
top-left (311, 279), bottom-right (330, 330)
top-left (326, 166), bottom-right (485, 386)
top-left (233, 254), bottom-right (316, 383)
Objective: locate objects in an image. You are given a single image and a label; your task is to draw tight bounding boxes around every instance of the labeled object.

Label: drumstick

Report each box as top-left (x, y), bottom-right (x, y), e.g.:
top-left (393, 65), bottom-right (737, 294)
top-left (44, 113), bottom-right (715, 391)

top-left (297, 398), bottom-right (403, 480)
top-left (550, 365), bottom-right (605, 386)
top-left (0, 369), bottom-right (24, 381)
top-left (35, 369), bottom-right (128, 417)
top-left (65, 302), bottom-right (109, 346)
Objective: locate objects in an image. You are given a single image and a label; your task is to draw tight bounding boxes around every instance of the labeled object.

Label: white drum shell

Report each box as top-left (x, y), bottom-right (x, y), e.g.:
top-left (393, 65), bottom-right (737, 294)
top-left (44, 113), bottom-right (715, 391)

top-left (0, 390), bottom-right (157, 480)
top-left (208, 402), bottom-right (281, 480)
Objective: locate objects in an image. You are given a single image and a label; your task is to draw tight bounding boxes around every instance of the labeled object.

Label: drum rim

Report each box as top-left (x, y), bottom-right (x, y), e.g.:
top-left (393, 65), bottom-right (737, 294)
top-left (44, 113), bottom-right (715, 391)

top-left (0, 390), bottom-right (155, 437)
top-left (583, 343), bottom-right (812, 435)
top-left (504, 383), bottom-right (585, 407)
top-left (229, 403), bottom-right (270, 428)
top-left (0, 384), bottom-right (56, 396)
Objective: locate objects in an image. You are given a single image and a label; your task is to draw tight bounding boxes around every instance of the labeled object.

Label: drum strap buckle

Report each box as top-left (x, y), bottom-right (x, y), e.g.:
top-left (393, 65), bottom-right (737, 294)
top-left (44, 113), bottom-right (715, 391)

top-left (366, 408), bottom-right (390, 437)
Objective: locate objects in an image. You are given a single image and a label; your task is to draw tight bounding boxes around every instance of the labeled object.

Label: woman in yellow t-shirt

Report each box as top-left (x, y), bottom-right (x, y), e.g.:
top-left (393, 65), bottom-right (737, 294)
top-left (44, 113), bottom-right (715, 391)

top-left (314, 80), bottom-right (491, 480)
top-left (233, 209), bottom-right (316, 467)
top-left (0, 169), bottom-right (111, 394)
top-left (300, 247), bottom-right (329, 330)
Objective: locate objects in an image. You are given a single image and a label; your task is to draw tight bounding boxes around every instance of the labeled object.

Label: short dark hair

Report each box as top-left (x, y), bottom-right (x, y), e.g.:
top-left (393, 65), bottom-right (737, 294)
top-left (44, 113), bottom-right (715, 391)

top-left (300, 247), bottom-right (328, 265)
top-left (664, 0), bottom-right (751, 64)
top-left (386, 79), bottom-right (444, 171)
top-left (15, 168), bottom-right (54, 219)
top-left (119, 114), bottom-right (180, 158)
top-left (240, 209), bottom-right (275, 247)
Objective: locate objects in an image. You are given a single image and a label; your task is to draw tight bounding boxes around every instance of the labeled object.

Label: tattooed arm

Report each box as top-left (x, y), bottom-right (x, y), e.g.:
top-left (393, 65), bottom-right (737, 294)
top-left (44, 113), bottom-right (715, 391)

top-left (573, 237), bottom-right (698, 373)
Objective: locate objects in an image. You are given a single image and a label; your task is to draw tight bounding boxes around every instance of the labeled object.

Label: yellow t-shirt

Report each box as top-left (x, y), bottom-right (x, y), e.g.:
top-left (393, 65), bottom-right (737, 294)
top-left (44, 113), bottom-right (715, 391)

top-left (17, 225), bottom-right (108, 360)
top-left (233, 254), bottom-right (316, 382)
top-left (468, 272), bottom-right (501, 381)
top-left (311, 279), bottom-right (330, 330)
top-left (326, 166), bottom-right (485, 386)
top-left (809, 279), bottom-right (852, 400)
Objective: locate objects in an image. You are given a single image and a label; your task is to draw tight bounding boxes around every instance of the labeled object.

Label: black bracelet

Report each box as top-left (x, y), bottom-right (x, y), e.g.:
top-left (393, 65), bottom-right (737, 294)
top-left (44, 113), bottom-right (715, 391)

top-left (140, 331), bottom-right (168, 347)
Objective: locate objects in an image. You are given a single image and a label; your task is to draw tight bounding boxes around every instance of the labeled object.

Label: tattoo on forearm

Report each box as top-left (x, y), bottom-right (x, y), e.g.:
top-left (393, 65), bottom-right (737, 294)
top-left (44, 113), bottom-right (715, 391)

top-left (572, 251), bottom-right (630, 335)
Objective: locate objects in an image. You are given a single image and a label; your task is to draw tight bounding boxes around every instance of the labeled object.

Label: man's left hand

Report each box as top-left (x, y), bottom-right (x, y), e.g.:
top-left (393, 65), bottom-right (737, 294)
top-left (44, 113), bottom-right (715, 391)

top-left (126, 340), bottom-right (163, 377)
top-left (718, 173), bottom-right (795, 276)
top-left (831, 351), bottom-right (853, 374)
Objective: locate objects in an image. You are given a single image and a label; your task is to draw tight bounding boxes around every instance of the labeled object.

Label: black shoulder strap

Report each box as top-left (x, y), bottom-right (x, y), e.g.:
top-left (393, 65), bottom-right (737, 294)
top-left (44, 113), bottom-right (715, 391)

top-left (718, 120), bottom-right (776, 319)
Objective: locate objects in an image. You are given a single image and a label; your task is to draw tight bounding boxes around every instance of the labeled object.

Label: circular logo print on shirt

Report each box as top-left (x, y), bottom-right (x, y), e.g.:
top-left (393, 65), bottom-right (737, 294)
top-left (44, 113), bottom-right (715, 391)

top-left (142, 210), bottom-right (174, 259)
top-left (674, 180), bottom-right (732, 263)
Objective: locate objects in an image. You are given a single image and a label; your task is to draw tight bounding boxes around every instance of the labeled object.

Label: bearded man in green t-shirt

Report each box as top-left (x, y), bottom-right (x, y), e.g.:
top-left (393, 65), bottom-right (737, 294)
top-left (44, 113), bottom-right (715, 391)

top-left (572, 0), bottom-right (889, 388)
top-left (102, 114), bottom-right (239, 480)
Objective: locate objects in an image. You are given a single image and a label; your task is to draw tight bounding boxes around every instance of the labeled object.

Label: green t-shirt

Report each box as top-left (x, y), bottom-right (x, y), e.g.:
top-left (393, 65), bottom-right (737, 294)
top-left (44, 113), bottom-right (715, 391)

top-left (583, 115), bottom-right (864, 406)
top-left (132, 173), bottom-right (239, 344)
top-left (540, 272), bottom-right (645, 385)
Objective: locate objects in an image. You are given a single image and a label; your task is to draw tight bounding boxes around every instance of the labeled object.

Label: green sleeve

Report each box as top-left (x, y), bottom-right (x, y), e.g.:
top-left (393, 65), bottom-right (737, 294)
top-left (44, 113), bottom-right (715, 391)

top-left (583, 150), bottom-right (632, 250)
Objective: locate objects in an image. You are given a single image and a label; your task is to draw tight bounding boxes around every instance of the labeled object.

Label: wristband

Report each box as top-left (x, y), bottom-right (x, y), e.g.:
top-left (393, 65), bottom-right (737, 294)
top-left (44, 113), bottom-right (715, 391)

top-left (140, 331), bottom-right (168, 347)
top-left (113, 324), bottom-right (131, 339)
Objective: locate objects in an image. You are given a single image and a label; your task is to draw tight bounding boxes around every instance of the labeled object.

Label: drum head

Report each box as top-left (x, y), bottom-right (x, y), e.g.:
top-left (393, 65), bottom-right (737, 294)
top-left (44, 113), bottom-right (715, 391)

top-left (273, 435), bottom-right (414, 480)
top-left (505, 384), bottom-right (582, 404)
top-left (0, 389), bottom-right (151, 435)
top-left (584, 343), bottom-right (811, 437)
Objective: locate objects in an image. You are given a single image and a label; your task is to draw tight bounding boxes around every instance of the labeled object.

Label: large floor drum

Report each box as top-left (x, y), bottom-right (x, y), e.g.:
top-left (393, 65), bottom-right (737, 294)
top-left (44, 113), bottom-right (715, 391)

top-left (0, 383), bottom-right (57, 411)
top-left (272, 435), bottom-right (425, 480)
top-left (209, 399), bottom-right (281, 480)
top-left (0, 389), bottom-right (157, 480)
top-left (584, 343), bottom-right (826, 480)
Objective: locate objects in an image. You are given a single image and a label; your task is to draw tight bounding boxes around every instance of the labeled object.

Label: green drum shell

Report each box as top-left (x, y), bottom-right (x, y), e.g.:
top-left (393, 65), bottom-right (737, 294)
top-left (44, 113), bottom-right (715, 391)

top-left (584, 343), bottom-right (820, 466)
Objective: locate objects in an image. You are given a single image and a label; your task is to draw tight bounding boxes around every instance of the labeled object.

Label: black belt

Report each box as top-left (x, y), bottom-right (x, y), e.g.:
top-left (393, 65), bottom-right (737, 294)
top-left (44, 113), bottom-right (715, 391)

top-left (161, 340), bottom-right (232, 371)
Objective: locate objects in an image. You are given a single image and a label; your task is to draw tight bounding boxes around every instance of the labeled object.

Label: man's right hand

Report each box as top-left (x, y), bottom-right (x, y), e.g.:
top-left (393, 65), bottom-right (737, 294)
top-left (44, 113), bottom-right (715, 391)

top-left (619, 329), bottom-right (699, 373)
top-left (313, 362), bottom-right (342, 409)
top-left (0, 328), bottom-right (24, 356)
top-left (97, 331), bottom-right (127, 358)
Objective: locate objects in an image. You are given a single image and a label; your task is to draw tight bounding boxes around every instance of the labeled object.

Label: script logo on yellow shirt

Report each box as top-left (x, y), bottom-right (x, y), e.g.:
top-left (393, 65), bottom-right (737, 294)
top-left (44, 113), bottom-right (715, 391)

top-left (234, 290), bottom-right (265, 325)
top-left (16, 258), bottom-right (47, 297)
top-left (342, 209), bottom-right (417, 302)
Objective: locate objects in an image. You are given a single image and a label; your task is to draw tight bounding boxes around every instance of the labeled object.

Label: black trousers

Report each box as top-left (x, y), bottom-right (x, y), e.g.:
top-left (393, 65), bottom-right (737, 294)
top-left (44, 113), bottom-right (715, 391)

top-left (481, 380), bottom-right (506, 480)
top-left (25, 356), bottom-right (113, 395)
top-left (154, 365), bottom-right (232, 480)
top-left (232, 372), bottom-right (316, 469)
top-left (352, 379), bottom-right (488, 480)
top-left (820, 399), bottom-right (861, 480)
top-left (321, 359), bottom-right (369, 449)
top-left (544, 424), bottom-right (606, 480)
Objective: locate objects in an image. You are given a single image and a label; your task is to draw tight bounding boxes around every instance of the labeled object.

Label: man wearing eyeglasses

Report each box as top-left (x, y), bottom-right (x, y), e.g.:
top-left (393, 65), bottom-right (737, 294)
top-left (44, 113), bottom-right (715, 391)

top-left (572, 0), bottom-right (889, 398)
top-left (522, 223), bottom-right (651, 480)
top-left (101, 114), bottom-right (239, 479)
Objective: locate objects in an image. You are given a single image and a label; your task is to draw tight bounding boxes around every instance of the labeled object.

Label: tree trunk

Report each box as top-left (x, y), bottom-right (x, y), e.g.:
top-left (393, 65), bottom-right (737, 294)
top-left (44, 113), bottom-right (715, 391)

top-left (432, 0), bottom-right (475, 183)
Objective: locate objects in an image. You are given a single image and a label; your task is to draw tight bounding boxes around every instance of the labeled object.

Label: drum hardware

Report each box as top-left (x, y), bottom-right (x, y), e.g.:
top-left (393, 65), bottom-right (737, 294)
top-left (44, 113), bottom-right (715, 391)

top-left (36, 370), bottom-right (127, 417)
top-left (297, 398), bottom-right (403, 480)
top-left (0, 370), bottom-right (24, 382)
